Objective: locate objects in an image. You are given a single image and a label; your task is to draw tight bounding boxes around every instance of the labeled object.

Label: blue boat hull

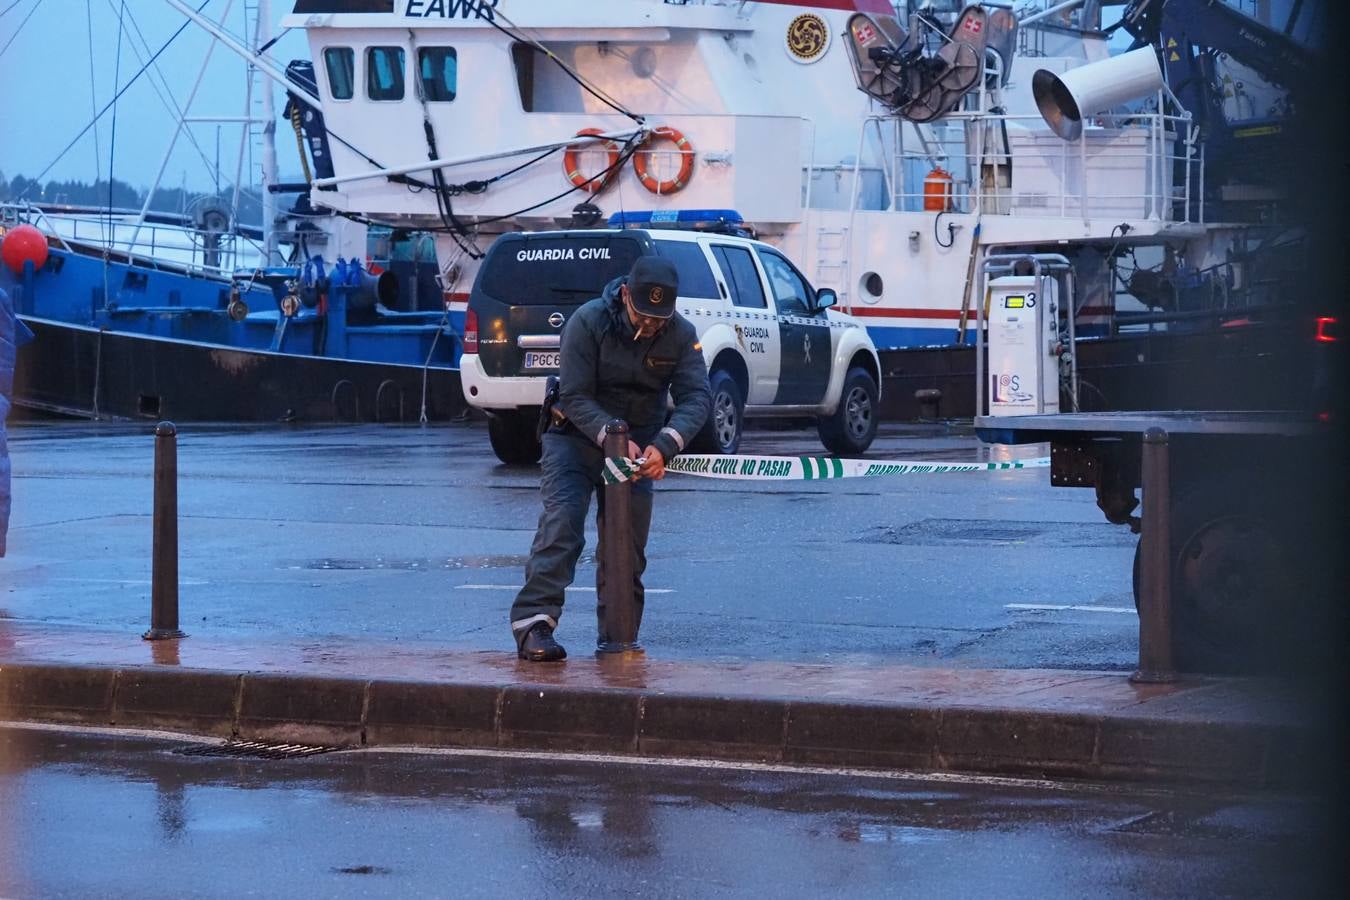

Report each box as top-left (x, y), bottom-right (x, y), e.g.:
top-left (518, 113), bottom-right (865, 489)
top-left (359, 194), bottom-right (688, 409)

top-left (13, 316), bottom-right (465, 423)
top-left (4, 241), bottom-right (467, 422)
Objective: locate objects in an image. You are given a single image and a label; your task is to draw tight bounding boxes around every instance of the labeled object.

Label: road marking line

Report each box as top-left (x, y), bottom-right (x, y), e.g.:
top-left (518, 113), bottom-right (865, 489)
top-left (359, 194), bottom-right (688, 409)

top-left (457, 584), bottom-right (674, 594)
top-left (1005, 603), bottom-right (1135, 614)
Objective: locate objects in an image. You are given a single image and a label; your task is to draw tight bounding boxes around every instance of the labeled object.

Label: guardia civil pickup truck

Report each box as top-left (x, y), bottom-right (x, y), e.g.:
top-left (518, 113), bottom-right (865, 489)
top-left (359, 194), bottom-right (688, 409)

top-left (460, 213), bottom-right (881, 464)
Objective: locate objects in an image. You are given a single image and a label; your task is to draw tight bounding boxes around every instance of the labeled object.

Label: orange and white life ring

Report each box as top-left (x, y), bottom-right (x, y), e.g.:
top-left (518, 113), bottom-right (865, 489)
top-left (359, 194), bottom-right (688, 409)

top-left (562, 128), bottom-right (621, 194)
top-left (634, 126), bottom-right (695, 195)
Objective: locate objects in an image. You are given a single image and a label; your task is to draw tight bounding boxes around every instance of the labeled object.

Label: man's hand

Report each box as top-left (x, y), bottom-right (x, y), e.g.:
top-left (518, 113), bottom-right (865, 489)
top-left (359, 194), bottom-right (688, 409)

top-left (626, 439), bottom-right (646, 481)
top-left (636, 445), bottom-right (666, 480)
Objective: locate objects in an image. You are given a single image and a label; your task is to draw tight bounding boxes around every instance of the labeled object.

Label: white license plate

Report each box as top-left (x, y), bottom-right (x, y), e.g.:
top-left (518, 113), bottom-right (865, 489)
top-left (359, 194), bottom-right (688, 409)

top-left (523, 351), bottom-right (560, 370)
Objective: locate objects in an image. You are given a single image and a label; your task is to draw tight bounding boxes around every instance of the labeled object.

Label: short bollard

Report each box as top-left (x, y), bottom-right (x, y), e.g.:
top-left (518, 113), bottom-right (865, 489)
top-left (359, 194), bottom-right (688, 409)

top-left (597, 419), bottom-right (641, 654)
top-left (144, 421), bottom-right (186, 641)
top-left (1132, 427), bottom-right (1174, 683)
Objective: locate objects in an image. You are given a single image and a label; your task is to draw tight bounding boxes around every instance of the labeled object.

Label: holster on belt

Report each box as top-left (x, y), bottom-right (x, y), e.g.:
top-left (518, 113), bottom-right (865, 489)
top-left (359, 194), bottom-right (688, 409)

top-left (536, 375), bottom-right (566, 441)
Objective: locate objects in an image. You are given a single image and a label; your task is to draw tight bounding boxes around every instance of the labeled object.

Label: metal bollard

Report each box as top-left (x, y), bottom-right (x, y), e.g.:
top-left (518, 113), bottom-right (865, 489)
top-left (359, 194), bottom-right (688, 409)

top-left (597, 419), bottom-right (641, 654)
top-left (915, 388), bottom-right (942, 421)
top-left (144, 422), bottom-right (186, 641)
top-left (1132, 427), bottom-right (1174, 683)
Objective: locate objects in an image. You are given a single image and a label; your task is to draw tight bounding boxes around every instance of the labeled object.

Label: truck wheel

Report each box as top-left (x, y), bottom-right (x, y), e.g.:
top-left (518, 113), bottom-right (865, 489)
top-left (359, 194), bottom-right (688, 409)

top-left (487, 410), bottom-right (542, 465)
top-left (689, 370), bottom-right (743, 455)
top-left (1131, 478), bottom-right (1293, 673)
top-left (817, 367), bottom-right (879, 457)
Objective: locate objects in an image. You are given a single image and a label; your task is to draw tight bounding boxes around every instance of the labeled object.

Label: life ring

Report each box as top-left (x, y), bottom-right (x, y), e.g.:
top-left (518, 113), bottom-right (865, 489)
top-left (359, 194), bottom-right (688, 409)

top-left (562, 128), bottom-right (621, 194)
top-left (634, 126), bottom-right (695, 195)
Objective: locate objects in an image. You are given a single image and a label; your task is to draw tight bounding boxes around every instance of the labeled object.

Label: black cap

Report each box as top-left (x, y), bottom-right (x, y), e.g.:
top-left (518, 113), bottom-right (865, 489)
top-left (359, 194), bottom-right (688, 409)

top-left (626, 256), bottom-right (679, 319)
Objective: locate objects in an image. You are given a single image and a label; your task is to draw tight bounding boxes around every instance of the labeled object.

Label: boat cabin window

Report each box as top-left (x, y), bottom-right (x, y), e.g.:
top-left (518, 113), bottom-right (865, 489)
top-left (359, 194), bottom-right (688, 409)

top-left (323, 47), bottom-right (355, 101)
top-left (367, 46), bottom-right (406, 102)
top-left (653, 241), bottom-right (720, 301)
top-left (711, 245), bottom-right (768, 310)
top-left (417, 47), bottom-right (458, 102)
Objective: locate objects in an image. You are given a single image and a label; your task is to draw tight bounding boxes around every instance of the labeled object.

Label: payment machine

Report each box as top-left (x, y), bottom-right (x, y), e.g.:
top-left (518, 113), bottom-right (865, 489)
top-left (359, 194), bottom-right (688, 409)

top-left (987, 275), bottom-right (1060, 415)
top-left (976, 254), bottom-right (1078, 417)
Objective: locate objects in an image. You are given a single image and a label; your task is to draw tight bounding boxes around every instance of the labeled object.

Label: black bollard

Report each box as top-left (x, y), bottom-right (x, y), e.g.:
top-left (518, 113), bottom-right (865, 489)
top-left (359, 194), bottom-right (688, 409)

top-left (1131, 427), bottom-right (1174, 683)
top-left (597, 419), bottom-right (641, 654)
top-left (144, 422), bottom-right (186, 641)
top-left (915, 388), bottom-right (943, 420)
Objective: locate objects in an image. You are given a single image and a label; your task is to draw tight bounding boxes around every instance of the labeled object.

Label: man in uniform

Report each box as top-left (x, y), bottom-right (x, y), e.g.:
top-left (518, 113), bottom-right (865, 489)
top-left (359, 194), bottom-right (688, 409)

top-left (511, 256), bottom-right (711, 661)
top-left (2, 286), bottom-right (34, 558)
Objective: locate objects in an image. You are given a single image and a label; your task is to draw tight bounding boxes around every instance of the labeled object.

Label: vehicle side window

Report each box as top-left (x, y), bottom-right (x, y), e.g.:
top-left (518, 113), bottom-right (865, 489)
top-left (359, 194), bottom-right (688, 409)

top-left (653, 241), bottom-right (720, 300)
top-left (417, 47), bottom-right (457, 101)
top-left (711, 245), bottom-right (767, 310)
top-left (323, 48), bottom-right (355, 101)
top-left (757, 249), bottom-right (813, 316)
top-left (367, 46), bottom-right (405, 102)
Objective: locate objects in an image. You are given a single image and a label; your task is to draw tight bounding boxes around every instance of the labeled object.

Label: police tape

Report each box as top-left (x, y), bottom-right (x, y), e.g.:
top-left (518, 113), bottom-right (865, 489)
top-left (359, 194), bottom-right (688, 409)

top-left (602, 453), bottom-right (1050, 484)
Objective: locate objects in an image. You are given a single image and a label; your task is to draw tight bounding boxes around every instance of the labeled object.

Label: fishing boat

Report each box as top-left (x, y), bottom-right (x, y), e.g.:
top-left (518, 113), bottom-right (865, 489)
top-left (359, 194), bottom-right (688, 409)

top-left (0, 201), bottom-right (463, 422)
top-left (1, 0), bottom-right (464, 423)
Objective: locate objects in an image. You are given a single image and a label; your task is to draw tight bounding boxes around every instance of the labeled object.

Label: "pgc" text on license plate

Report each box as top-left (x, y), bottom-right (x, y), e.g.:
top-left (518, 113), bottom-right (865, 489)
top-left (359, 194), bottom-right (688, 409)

top-left (523, 351), bottom-right (560, 370)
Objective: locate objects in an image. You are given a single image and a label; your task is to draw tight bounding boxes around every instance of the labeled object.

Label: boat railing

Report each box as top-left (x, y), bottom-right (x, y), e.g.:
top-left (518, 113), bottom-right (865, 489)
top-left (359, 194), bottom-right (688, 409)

top-left (0, 202), bottom-right (265, 280)
top-left (843, 103), bottom-right (1201, 225)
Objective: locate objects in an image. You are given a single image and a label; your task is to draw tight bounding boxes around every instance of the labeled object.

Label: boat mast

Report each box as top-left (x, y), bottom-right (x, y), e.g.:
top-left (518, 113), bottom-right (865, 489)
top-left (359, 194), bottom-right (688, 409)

top-left (125, 0), bottom-right (239, 259)
top-left (256, 0), bottom-right (279, 266)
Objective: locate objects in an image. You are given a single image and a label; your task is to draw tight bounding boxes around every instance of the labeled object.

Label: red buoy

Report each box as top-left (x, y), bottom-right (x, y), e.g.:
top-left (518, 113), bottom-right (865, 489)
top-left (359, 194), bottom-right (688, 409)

top-left (1, 224), bottom-right (49, 274)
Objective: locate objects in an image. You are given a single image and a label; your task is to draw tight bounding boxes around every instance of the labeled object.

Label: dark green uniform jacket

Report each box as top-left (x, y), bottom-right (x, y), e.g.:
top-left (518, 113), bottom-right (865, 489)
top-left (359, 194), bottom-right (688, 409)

top-left (557, 276), bottom-right (711, 461)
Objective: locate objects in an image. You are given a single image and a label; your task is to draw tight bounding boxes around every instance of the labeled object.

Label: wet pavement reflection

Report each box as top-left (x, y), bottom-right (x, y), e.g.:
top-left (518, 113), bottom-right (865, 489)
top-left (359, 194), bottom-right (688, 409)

top-left (0, 725), bottom-right (1335, 899)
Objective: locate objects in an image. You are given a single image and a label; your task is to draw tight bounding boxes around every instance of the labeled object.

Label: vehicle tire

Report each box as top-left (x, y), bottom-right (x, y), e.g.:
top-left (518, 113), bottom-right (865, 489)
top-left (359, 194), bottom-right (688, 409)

top-left (689, 370), bottom-right (744, 455)
top-left (487, 410), bottom-right (543, 465)
top-left (817, 367), bottom-right (879, 457)
top-left (1130, 476), bottom-right (1295, 674)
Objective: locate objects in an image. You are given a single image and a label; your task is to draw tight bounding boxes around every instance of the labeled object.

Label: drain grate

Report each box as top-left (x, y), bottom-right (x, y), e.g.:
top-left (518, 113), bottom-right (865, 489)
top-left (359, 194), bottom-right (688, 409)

top-left (172, 740), bottom-right (347, 759)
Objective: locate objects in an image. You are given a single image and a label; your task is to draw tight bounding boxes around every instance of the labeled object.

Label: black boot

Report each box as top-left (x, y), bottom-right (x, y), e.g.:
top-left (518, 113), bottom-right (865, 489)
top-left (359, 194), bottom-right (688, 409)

top-left (518, 622), bottom-right (567, 662)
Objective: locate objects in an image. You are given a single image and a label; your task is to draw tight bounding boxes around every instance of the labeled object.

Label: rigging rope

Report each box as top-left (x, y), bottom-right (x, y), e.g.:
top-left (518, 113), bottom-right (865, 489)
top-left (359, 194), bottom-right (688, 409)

top-left (113, 0), bottom-right (225, 194)
top-left (470, 0), bottom-right (643, 126)
top-left (108, 0), bottom-right (125, 229)
top-left (18, 0), bottom-right (210, 199)
top-left (0, 0), bottom-right (40, 61)
top-left (85, 0), bottom-right (101, 187)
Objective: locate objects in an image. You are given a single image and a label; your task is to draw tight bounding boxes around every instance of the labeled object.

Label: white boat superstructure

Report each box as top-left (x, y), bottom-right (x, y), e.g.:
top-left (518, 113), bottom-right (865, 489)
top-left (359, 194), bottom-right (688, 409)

top-left (265, 0), bottom-right (1231, 349)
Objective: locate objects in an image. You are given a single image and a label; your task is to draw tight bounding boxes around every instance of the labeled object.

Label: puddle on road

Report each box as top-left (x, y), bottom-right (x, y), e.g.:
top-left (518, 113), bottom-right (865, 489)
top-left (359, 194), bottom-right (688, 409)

top-left (290, 555), bottom-right (530, 572)
top-left (856, 518), bottom-right (1137, 548)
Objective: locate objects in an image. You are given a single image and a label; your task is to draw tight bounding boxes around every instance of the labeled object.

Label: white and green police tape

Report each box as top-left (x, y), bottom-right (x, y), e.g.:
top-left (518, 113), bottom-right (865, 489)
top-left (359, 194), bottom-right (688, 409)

top-left (602, 453), bottom-right (1050, 484)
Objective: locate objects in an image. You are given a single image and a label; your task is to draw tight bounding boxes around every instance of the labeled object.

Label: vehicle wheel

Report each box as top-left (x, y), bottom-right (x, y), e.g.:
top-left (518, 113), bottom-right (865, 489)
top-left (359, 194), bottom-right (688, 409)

top-left (487, 410), bottom-right (542, 465)
top-left (817, 367), bottom-right (879, 457)
top-left (689, 370), bottom-right (743, 455)
top-left (1131, 477), bottom-right (1295, 674)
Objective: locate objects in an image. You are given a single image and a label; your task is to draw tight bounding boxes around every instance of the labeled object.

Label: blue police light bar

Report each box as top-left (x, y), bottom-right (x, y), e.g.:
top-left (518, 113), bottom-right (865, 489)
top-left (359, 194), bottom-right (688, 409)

top-left (607, 209), bottom-right (744, 227)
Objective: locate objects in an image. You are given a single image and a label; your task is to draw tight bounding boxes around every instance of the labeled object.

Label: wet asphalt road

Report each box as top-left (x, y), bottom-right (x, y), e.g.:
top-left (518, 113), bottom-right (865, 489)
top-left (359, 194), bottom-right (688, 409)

top-left (0, 724), bottom-right (1333, 899)
top-left (2, 419), bottom-right (1138, 669)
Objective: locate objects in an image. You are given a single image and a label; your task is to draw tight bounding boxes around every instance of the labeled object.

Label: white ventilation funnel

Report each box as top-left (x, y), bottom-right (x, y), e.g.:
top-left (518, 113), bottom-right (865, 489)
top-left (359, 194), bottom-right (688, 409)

top-left (1032, 48), bottom-right (1165, 140)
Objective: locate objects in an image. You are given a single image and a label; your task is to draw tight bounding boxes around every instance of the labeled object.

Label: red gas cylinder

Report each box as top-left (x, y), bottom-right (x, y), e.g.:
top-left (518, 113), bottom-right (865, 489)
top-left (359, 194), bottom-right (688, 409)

top-left (1, 224), bottom-right (49, 274)
top-left (922, 167), bottom-right (954, 212)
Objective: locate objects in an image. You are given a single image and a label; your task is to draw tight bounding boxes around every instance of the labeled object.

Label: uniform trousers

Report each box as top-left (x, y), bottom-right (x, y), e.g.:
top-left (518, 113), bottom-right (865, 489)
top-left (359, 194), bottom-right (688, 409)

top-left (510, 427), bottom-right (656, 646)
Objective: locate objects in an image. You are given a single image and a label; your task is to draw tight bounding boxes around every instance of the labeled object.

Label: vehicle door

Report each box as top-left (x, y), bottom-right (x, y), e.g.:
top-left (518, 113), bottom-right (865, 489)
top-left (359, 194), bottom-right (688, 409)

top-left (708, 243), bottom-right (780, 405)
top-left (757, 247), bottom-right (832, 407)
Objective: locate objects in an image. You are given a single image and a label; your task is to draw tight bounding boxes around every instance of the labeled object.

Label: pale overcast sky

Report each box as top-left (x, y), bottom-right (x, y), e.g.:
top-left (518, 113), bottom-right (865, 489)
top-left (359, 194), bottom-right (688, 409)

top-left (0, 0), bottom-right (309, 191)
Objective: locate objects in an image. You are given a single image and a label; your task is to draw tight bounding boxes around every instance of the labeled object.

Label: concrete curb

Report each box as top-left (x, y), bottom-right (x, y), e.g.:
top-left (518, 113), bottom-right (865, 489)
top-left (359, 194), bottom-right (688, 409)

top-left (0, 661), bottom-right (1319, 787)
